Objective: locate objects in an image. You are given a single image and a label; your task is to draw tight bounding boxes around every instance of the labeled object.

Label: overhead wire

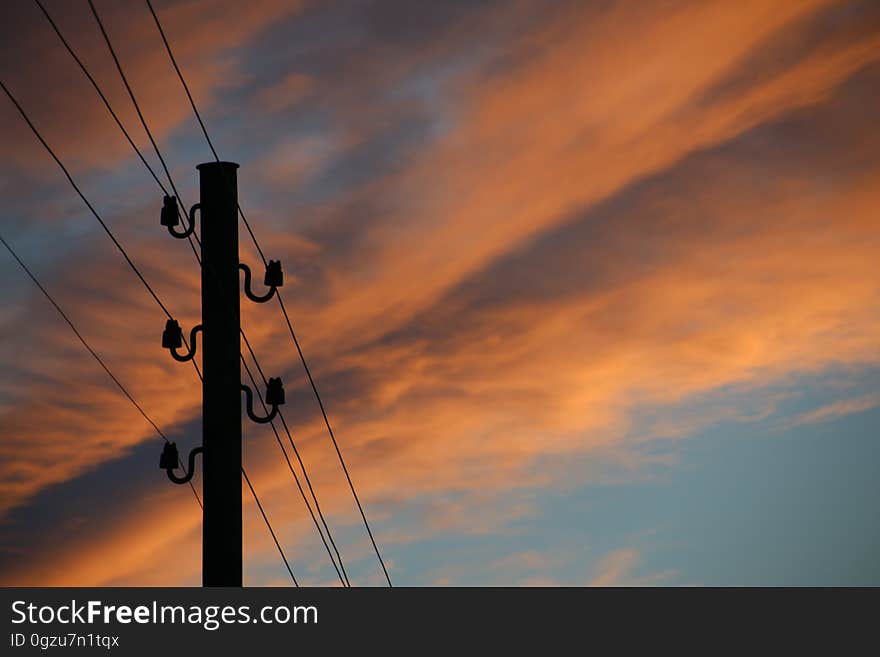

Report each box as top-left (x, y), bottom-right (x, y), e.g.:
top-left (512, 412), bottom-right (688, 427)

top-left (0, 80), bottom-right (295, 586)
top-left (34, 0), bottom-right (350, 583)
top-left (33, 0), bottom-right (168, 196)
top-left (242, 459), bottom-right (299, 586)
top-left (81, 0), bottom-right (350, 583)
top-left (0, 231), bottom-right (201, 509)
top-left (241, 332), bottom-right (350, 586)
top-left (240, 353), bottom-right (347, 586)
top-left (85, 0), bottom-right (201, 265)
top-left (144, 0), bottom-right (220, 163)
top-left (145, 0), bottom-right (392, 586)
top-left (0, 79), bottom-right (172, 319)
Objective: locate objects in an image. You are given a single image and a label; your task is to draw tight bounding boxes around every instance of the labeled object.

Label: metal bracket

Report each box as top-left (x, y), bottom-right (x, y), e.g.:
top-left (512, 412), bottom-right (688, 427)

top-left (162, 321), bottom-right (203, 362)
top-left (167, 202), bottom-right (199, 240)
top-left (239, 261), bottom-right (281, 303)
top-left (160, 442), bottom-right (204, 485)
top-left (240, 383), bottom-right (282, 424)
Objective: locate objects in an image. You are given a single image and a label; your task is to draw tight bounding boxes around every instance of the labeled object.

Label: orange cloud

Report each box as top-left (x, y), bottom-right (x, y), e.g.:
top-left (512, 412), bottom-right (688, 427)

top-left (295, 0), bottom-right (878, 352)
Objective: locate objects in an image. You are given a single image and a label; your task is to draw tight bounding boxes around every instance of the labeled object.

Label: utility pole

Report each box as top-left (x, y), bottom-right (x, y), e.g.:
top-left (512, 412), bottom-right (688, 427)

top-left (199, 161), bottom-right (243, 586)
top-left (157, 161), bottom-right (285, 587)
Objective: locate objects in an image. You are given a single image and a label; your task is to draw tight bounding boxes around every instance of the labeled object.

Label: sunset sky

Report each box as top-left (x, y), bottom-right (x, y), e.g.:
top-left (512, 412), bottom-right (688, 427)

top-left (1, 0), bottom-right (878, 586)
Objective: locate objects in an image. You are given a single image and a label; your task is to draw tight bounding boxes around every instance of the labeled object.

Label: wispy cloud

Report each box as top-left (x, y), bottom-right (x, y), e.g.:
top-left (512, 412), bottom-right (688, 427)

top-left (588, 548), bottom-right (676, 587)
top-left (788, 394), bottom-right (880, 428)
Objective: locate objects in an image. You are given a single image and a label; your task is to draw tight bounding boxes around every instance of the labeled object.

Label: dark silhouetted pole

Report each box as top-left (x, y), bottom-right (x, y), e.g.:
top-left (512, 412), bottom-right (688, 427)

top-left (199, 161), bottom-right (242, 586)
top-left (158, 161), bottom-right (284, 585)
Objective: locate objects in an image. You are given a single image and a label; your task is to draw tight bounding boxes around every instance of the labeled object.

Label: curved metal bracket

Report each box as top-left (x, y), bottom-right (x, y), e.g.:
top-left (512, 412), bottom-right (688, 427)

top-left (168, 203), bottom-right (199, 240)
top-left (161, 443), bottom-right (204, 485)
top-left (169, 324), bottom-right (203, 362)
top-left (239, 263), bottom-right (278, 303)
top-left (241, 384), bottom-right (279, 424)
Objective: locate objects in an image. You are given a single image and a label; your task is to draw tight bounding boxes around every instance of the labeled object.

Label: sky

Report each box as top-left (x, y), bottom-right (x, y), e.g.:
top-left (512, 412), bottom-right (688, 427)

top-left (0, 0), bottom-right (878, 586)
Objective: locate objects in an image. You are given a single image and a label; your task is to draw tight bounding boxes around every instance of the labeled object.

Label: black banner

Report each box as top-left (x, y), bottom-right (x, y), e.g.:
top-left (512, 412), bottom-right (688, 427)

top-left (0, 587), bottom-right (874, 654)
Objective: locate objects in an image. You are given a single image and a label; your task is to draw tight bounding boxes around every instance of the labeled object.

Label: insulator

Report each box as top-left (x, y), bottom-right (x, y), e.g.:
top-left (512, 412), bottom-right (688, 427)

top-left (160, 195), bottom-right (179, 227)
top-left (159, 442), bottom-right (179, 470)
top-left (264, 260), bottom-right (283, 288)
top-left (162, 319), bottom-right (183, 349)
top-left (266, 377), bottom-right (285, 406)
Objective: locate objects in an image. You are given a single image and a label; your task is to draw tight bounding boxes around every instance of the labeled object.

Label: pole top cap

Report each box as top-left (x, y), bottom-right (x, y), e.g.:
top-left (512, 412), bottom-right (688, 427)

top-left (196, 161), bottom-right (239, 171)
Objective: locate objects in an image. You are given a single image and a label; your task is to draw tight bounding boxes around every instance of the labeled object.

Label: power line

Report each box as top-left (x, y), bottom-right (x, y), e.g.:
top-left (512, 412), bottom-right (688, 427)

top-left (32, 0), bottom-right (203, 381)
top-left (86, 0), bottom-right (178, 204)
top-left (0, 85), bottom-right (294, 586)
top-left (240, 354), bottom-right (347, 586)
top-left (275, 296), bottom-right (393, 586)
top-left (145, 0), bottom-right (219, 162)
top-left (0, 79), bottom-right (173, 319)
top-left (241, 335), bottom-right (351, 587)
top-left (0, 231), bottom-right (201, 509)
top-left (144, 0), bottom-right (271, 266)
top-left (36, 5), bottom-right (346, 583)
top-left (1, 229), bottom-right (296, 586)
top-left (19, 3), bottom-right (372, 585)
top-left (85, 0), bottom-right (201, 264)
top-left (0, 68), bottom-right (216, 499)
top-left (146, 0), bottom-right (393, 586)
top-left (76, 1), bottom-right (348, 580)
top-left (242, 467), bottom-right (299, 586)
top-left (137, 0), bottom-right (358, 584)
top-left (1, 72), bottom-right (201, 382)
top-left (235, 333), bottom-right (353, 585)
top-left (32, 0), bottom-right (168, 196)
